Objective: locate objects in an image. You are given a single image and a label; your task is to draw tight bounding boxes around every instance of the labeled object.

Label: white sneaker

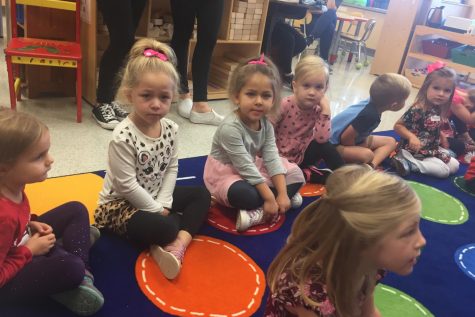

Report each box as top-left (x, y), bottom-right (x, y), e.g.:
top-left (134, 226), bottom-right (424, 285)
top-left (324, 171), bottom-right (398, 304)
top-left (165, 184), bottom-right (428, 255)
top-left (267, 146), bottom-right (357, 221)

top-left (290, 193), bottom-right (303, 209)
top-left (236, 208), bottom-right (265, 232)
top-left (150, 245), bottom-right (181, 279)
top-left (189, 109), bottom-right (224, 126)
top-left (177, 98), bottom-right (192, 119)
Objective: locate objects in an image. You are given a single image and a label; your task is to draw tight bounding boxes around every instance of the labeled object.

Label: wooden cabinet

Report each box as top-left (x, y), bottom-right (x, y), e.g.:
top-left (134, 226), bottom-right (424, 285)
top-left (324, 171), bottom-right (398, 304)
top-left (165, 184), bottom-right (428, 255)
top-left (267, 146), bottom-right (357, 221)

top-left (81, 0), bottom-right (269, 105)
top-left (402, 25), bottom-right (475, 88)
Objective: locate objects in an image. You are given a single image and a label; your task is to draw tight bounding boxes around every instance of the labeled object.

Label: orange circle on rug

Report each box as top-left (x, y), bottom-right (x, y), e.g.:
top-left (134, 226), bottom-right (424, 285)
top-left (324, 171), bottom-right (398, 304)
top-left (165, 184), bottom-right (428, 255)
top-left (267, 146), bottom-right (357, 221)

top-left (25, 173), bottom-right (103, 223)
top-left (299, 183), bottom-right (326, 197)
top-left (207, 204), bottom-right (285, 235)
top-left (135, 235), bottom-right (266, 317)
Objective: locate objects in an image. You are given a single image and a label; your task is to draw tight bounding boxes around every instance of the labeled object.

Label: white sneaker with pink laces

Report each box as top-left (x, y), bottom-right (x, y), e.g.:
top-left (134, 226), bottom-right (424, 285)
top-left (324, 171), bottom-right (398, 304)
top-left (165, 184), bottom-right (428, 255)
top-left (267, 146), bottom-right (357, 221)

top-left (150, 240), bottom-right (186, 279)
top-left (236, 208), bottom-right (266, 232)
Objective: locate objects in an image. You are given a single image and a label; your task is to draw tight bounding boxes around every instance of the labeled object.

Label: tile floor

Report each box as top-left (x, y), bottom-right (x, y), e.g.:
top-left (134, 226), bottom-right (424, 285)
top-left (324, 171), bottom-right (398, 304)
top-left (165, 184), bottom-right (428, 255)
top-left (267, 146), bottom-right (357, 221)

top-left (0, 18), bottom-right (419, 178)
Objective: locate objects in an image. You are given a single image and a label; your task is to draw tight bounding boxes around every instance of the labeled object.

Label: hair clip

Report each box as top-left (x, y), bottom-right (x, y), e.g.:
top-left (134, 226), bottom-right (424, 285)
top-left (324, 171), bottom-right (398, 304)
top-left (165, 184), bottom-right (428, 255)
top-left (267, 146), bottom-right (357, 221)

top-left (248, 53), bottom-right (267, 66)
top-left (143, 48), bottom-right (168, 61)
top-left (426, 61), bottom-right (446, 74)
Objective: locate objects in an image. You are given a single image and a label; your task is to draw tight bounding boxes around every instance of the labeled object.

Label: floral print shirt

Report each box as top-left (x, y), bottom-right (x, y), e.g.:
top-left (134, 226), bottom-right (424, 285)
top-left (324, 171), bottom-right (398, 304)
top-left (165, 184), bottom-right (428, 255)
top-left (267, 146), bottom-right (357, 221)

top-left (264, 269), bottom-right (386, 317)
top-left (397, 106), bottom-right (450, 163)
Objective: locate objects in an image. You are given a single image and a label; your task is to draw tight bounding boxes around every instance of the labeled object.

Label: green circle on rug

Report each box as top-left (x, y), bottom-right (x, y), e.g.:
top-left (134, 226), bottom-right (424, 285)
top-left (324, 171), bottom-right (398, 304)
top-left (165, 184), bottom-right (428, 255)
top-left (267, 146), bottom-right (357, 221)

top-left (375, 284), bottom-right (434, 317)
top-left (453, 176), bottom-right (475, 197)
top-left (408, 181), bottom-right (468, 225)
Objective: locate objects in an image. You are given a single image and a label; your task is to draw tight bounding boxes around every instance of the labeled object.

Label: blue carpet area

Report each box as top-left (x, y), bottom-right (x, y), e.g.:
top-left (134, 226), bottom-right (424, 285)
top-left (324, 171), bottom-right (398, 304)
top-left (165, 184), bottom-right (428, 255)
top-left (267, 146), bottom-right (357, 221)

top-left (1, 134), bottom-right (475, 316)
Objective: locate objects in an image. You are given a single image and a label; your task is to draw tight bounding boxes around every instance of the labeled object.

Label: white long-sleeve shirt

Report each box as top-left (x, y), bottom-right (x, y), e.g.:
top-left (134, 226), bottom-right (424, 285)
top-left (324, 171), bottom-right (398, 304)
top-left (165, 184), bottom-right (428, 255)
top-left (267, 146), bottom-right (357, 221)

top-left (98, 117), bottom-right (178, 213)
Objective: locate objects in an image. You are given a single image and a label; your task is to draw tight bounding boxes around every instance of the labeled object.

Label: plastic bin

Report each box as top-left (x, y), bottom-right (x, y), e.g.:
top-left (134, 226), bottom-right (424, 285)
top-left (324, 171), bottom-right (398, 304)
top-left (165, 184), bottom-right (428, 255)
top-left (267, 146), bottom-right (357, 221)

top-left (422, 38), bottom-right (462, 59)
top-left (451, 45), bottom-right (475, 67)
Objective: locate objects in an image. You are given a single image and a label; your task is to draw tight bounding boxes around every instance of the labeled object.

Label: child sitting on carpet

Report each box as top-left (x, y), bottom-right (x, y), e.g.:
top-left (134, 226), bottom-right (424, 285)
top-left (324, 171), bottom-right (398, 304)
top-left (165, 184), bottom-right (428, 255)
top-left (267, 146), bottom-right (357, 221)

top-left (271, 55), bottom-right (344, 184)
top-left (330, 73), bottom-right (412, 169)
top-left (0, 109), bottom-right (104, 315)
top-left (392, 67), bottom-right (460, 178)
top-left (266, 165), bottom-right (426, 317)
top-left (94, 38), bottom-right (211, 280)
top-left (203, 54), bottom-right (305, 232)
top-left (449, 88), bottom-right (475, 163)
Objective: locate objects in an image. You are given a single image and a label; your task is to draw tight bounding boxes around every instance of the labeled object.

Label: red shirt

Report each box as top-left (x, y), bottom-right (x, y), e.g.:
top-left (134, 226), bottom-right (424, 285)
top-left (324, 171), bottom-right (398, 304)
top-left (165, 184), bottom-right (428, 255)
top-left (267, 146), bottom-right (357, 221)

top-left (465, 157), bottom-right (475, 182)
top-left (0, 194), bottom-right (33, 287)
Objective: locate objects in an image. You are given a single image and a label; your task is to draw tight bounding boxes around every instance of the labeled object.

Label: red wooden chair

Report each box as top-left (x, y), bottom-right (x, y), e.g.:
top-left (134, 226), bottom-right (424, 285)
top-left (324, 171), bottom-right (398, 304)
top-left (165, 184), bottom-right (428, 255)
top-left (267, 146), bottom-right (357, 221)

top-left (4, 0), bottom-right (82, 122)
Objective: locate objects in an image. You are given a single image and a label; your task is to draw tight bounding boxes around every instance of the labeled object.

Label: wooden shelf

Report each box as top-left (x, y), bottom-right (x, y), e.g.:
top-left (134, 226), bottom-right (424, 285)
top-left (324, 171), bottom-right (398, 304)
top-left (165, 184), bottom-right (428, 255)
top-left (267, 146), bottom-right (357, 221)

top-left (402, 25), bottom-right (475, 88)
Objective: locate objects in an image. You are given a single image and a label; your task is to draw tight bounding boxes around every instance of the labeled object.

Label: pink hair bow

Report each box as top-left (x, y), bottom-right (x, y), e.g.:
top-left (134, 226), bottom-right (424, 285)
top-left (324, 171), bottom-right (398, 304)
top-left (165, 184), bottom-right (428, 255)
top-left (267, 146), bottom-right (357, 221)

top-left (426, 60), bottom-right (446, 74)
top-left (248, 53), bottom-right (267, 66)
top-left (143, 48), bottom-right (168, 61)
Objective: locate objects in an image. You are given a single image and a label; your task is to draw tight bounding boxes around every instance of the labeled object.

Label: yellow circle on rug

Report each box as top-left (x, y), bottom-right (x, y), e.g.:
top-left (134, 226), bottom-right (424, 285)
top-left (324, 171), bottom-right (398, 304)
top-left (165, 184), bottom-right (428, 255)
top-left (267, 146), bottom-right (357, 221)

top-left (135, 235), bottom-right (266, 317)
top-left (25, 173), bottom-right (103, 223)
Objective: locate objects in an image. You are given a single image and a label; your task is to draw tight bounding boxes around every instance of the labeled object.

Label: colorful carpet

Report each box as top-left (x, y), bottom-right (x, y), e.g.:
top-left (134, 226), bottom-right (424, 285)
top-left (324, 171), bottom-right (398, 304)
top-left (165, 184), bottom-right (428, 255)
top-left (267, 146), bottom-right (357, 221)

top-left (1, 133), bottom-right (475, 316)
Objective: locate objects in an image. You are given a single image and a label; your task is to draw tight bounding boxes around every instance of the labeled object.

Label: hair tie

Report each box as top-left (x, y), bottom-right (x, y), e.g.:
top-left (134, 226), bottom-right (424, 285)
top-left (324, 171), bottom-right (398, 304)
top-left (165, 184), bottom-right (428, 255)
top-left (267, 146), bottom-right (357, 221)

top-left (143, 48), bottom-right (168, 61)
top-left (427, 61), bottom-right (446, 74)
top-left (248, 53), bottom-right (267, 66)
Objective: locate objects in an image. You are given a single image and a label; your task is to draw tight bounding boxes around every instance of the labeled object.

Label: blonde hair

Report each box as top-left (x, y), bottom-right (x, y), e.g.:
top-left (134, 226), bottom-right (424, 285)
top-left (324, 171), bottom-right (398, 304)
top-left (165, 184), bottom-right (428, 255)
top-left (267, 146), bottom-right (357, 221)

top-left (370, 73), bottom-right (412, 109)
top-left (116, 38), bottom-right (180, 103)
top-left (228, 55), bottom-right (282, 114)
top-left (267, 165), bottom-right (420, 317)
top-left (0, 108), bottom-right (48, 165)
top-left (413, 67), bottom-right (457, 118)
top-left (294, 55), bottom-right (329, 84)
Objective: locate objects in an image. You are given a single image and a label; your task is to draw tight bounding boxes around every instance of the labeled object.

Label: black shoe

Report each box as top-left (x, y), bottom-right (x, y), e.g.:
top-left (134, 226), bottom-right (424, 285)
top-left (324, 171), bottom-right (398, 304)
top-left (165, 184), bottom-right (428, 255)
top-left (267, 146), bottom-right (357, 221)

top-left (109, 101), bottom-right (129, 121)
top-left (302, 166), bottom-right (333, 184)
top-left (92, 104), bottom-right (119, 130)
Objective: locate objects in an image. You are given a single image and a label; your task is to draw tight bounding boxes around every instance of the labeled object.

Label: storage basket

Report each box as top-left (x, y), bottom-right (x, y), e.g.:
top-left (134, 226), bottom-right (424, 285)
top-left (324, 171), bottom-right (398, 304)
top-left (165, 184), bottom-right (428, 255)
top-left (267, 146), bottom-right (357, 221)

top-left (422, 38), bottom-right (462, 59)
top-left (451, 45), bottom-right (475, 67)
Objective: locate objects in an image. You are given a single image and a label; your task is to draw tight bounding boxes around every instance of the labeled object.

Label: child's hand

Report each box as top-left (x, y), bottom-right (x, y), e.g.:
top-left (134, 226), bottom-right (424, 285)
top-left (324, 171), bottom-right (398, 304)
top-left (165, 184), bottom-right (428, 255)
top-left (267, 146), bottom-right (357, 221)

top-left (161, 208), bottom-right (170, 216)
top-left (408, 136), bottom-right (421, 153)
top-left (319, 96), bottom-right (331, 116)
top-left (276, 194), bottom-right (291, 213)
top-left (263, 198), bottom-right (279, 221)
top-left (29, 221), bottom-right (53, 236)
top-left (25, 232), bottom-right (56, 256)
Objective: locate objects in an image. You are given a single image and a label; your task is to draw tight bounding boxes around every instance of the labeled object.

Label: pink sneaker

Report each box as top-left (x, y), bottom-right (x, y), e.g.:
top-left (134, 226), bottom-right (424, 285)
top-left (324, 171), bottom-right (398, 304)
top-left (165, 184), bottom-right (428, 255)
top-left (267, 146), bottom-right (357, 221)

top-left (150, 240), bottom-right (186, 280)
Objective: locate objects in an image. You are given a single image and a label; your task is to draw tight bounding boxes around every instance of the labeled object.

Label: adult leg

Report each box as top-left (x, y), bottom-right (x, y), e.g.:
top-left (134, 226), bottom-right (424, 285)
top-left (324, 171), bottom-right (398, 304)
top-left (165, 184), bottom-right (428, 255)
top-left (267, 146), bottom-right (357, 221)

top-left (369, 135), bottom-right (397, 167)
top-left (96, 0), bottom-right (147, 103)
top-left (301, 140), bottom-right (345, 170)
top-left (37, 202), bottom-right (91, 268)
top-left (0, 247), bottom-right (84, 301)
top-left (170, 0), bottom-right (197, 95)
top-left (309, 9), bottom-right (337, 61)
top-left (271, 22), bottom-right (297, 75)
top-left (192, 0), bottom-right (225, 102)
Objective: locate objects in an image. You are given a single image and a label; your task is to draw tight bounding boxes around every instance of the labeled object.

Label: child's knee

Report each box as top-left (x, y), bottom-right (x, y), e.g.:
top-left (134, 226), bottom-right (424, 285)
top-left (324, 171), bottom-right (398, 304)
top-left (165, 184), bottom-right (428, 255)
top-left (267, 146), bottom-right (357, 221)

top-left (361, 148), bottom-right (375, 163)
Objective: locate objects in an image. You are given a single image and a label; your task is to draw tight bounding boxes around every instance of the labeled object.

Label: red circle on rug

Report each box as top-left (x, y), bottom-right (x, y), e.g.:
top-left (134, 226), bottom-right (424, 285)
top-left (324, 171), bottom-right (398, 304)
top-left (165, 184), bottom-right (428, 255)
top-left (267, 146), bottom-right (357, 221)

top-left (207, 204), bottom-right (285, 235)
top-left (299, 183), bottom-right (326, 197)
top-left (135, 235), bottom-right (266, 317)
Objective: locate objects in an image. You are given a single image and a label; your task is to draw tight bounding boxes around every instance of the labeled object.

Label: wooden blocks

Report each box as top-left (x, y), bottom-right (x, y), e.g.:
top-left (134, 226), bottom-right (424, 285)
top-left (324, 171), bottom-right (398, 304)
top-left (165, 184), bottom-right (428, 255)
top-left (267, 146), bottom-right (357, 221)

top-left (229, 0), bottom-right (264, 41)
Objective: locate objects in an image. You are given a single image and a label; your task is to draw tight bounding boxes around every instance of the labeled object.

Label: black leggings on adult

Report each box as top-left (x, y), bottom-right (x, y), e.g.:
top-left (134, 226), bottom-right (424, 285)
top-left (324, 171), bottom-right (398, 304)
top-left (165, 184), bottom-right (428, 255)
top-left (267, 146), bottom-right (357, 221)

top-left (170, 0), bottom-right (224, 102)
top-left (96, 0), bottom-right (147, 104)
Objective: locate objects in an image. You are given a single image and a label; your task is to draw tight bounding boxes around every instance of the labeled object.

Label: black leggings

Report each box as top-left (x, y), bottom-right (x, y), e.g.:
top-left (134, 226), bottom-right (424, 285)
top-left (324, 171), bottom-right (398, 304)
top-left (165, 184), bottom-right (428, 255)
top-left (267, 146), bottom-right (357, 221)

top-left (451, 114), bottom-right (475, 139)
top-left (227, 181), bottom-right (303, 210)
top-left (170, 0), bottom-right (224, 102)
top-left (127, 186), bottom-right (210, 247)
top-left (96, 0), bottom-right (147, 104)
top-left (271, 22), bottom-right (306, 75)
top-left (300, 140), bottom-right (345, 170)
top-left (308, 9), bottom-right (337, 61)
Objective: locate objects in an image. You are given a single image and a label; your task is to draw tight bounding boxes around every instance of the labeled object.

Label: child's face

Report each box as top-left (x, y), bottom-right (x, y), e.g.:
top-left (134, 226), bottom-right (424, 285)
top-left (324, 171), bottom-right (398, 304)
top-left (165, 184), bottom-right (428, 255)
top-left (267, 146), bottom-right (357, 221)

top-left (233, 73), bottom-right (274, 129)
top-left (292, 73), bottom-right (327, 110)
top-left (127, 71), bottom-right (174, 126)
top-left (426, 77), bottom-right (454, 107)
top-left (371, 208), bottom-right (426, 276)
top-left (2, 130), bottom-right (54, 186)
